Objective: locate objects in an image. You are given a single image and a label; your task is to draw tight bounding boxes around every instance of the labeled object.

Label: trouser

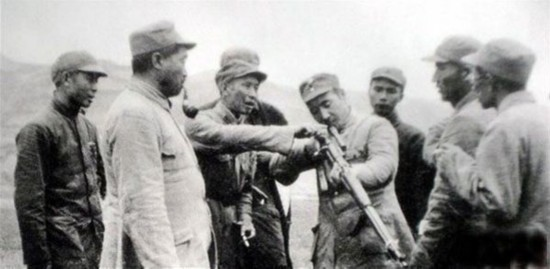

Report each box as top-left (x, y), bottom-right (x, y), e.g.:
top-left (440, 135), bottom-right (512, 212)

top-left (50, 223), bottom-right (102, 269)
top-left (209, 199), bottom-right (245, 269)
top-left (243, 205), bottom-right (289, 268)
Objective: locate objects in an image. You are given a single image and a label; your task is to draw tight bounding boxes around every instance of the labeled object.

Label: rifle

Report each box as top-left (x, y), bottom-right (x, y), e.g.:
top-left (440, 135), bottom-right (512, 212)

top-left (315, 126), bottom-right (408, 267)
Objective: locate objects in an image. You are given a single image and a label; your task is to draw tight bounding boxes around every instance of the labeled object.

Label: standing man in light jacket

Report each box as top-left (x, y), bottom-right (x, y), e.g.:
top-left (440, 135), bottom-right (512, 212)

top-left (410, 36), bottom-right (497, 267)
top-left (301, 73), bottom-right (414, 268)
top-left (435, 38), bottom-right (549, 267)
top-left (14, 51), bottom-right (107, 269)
top-left (100, 21), bottom-right (213, 268)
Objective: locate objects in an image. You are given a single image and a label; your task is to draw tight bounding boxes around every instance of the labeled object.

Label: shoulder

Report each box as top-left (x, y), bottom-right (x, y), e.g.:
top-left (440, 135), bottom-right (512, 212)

top-left (397, 121), bottom-right (424, 138)
top-left (359, 114), bottom-right (394, 131)
top-left (196, 106), bottom-right (221, 122)
top-left (107, 90), bottom-right (157, 120)
top-left (396, 121), bottom-right (425, 145)
top-left (256, 101), bottom-right (287, 125)
top-left (490, 103), bottom-right (548, 136)
top-left (355, 115), bottom-right (397, 141)
top-left (455, 101), bottom-right (496, 127)
top-left (18, 108), bottom-right (58, 136)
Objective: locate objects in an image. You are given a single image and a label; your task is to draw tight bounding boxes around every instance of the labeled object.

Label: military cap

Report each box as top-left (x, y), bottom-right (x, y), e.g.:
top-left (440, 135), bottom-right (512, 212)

top-left (423, 35), bottom-right (482, 64)
top-left (371, 67), bottom-right (406, 87)
top-left (51, 51), bottom-right (107, 84)
top-left (463, 38), bottom-right (536, 84)
top-left (300, 73), bottom-right (340, 103)
top-left (220, 47), bottom-right (260, 67)
top-left (215, 60), bottom-right (267, 90)
top-left (129, 20), bottom-right (195, 56)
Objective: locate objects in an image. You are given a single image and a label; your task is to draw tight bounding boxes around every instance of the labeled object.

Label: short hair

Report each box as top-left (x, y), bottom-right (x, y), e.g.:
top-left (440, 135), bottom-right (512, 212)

top-left (131, 44), bottom-right (183, 74)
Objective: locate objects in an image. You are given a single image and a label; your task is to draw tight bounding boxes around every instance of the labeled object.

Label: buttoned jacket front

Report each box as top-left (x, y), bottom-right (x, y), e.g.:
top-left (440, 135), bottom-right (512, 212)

top-left (100, 78), bottom-right (211, 268)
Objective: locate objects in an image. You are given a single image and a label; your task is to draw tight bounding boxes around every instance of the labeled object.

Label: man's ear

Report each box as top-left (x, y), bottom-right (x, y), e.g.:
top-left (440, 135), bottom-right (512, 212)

top-left (62, 72), bottom-right (72, 85)
top-left (460, 67), bottom-right (470, 79)
top-left (151, 52), bottom-right (164, 69)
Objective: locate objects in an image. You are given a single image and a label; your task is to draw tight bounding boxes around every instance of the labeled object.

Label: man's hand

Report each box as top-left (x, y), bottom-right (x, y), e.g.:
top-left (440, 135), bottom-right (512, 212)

top-left (329, 165), bottom-right (345, 186)
top-left (293, 124), bottom-right (327, 138)
top-left (239, 216), bottom-right (256, 247)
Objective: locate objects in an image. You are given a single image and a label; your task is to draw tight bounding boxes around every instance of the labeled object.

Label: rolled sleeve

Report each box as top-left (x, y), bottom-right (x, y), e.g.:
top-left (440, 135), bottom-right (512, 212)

top-left (186, 114), bottom-right (295, 155)
top-left (110, 114), bottom-right (179, 268)
top-left (352, 120), bottom-right (399, 189)
top-left (14, 124), bottom-right (51, 266)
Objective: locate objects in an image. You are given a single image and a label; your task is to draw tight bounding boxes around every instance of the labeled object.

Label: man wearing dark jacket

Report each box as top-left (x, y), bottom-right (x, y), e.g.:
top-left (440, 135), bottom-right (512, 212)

top-left (198, 47), bottom-right (297, 268)
top-left (367, 67), bottom-right (435, 236)
top-left (14, 51), bottom-right (107, 269)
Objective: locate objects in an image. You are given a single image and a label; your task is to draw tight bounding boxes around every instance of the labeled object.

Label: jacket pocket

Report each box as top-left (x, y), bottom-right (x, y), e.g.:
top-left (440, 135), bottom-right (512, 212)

top-left (174, 228), bottom-right (194, 246)
top-left (161, 148), bottom-right (183, 172)
top-left (330, 193), bottom-right (364, 236)
top-left (47, 216), bottom-right (85, 259)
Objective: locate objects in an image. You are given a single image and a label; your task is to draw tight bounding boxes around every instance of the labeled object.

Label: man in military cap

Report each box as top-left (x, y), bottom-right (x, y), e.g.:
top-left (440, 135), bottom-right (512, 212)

top-left (410, 36), bottom-right (497, 267)
top-left (14, 51), bottom-right (107, 269)
top-left (368, 67), bottom-right (435, 237)
top-left (100, 20), bottom-right (214, 268)
top-left (197, 47), bottom-right (298, 268)
top-left (435, 38), bottom-right (548, 267)
top-left (300, 73), bottom-right (414, 268)
top-left (186, 57), bottom-right (319, 268)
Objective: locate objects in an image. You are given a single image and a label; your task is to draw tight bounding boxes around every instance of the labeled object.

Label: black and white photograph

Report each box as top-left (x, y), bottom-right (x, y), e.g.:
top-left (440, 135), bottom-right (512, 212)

top-left (1, 0), bottom-right (549, 268)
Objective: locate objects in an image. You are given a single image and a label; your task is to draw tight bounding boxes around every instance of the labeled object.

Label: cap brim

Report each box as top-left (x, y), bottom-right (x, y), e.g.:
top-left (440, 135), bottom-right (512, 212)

top-left (78, 64), bottom-right (107, 77)
top-left (177, 42), bottom-right (197, 50)
top-left (235, 70), bottom-right (267, 83)
top-left (303, 87), bottom-right (331, 103)
top-left (421, 54), bottom-right (448, 63)
top-left (461, 52), bottom-right (480, 67)
top-left (371, 75), bottom-right (404, 87)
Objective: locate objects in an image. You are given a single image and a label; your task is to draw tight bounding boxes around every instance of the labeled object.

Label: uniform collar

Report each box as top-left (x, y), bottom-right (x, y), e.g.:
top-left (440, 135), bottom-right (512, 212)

top-left (213, 101), bottom-right (241, 124)
top-left (454, 91), bottom-right (479, 114)
top-left (129, 76), bottom-right (172, 112)
top-left (497, 90), bottom-right (535, 113)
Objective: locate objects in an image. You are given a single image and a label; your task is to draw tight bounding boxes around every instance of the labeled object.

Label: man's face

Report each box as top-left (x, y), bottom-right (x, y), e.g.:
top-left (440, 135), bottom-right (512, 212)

top-left (368, 78), bottom-right (403, 117)
top-left (306, 90), bottom-right (349, 129)
top-left (472, 67), bottom-right (497, 109)
top-left (223, 75), bottom-right (260, 116)
top-left (158, 48), bottom-right (188, 98)
top-left (65, 71), bottom-right (101, 108)
top-left (432, 61), bottom-right (469, 104)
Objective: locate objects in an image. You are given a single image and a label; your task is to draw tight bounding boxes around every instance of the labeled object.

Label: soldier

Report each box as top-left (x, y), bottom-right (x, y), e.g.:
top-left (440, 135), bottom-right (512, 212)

top-left (410, 36), bottom-right (497, 267)
top-left (301, 73), bottom-right (414, 268)
top-left (367, 67), bottom-right (435, 236)
top-left (99, 20), bottom-right (214, 268)
top-left (435, 38), bottom-right (549, 267)
top-left (186, 58), bottom-right (318, 268)
top-left (198, 47), bottom-right (298, 268)
top-left (14, 51), bottom-right (107, 269)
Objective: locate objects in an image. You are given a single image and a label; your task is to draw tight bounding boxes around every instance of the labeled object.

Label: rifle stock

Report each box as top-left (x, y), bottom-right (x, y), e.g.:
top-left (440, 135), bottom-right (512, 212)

top-left (316, 126), bottom-right (408, 267)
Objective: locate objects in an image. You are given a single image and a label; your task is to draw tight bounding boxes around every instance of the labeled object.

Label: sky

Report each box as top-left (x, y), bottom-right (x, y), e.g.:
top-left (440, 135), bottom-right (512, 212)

top-left (1, 0), bottom-right (549, 101)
